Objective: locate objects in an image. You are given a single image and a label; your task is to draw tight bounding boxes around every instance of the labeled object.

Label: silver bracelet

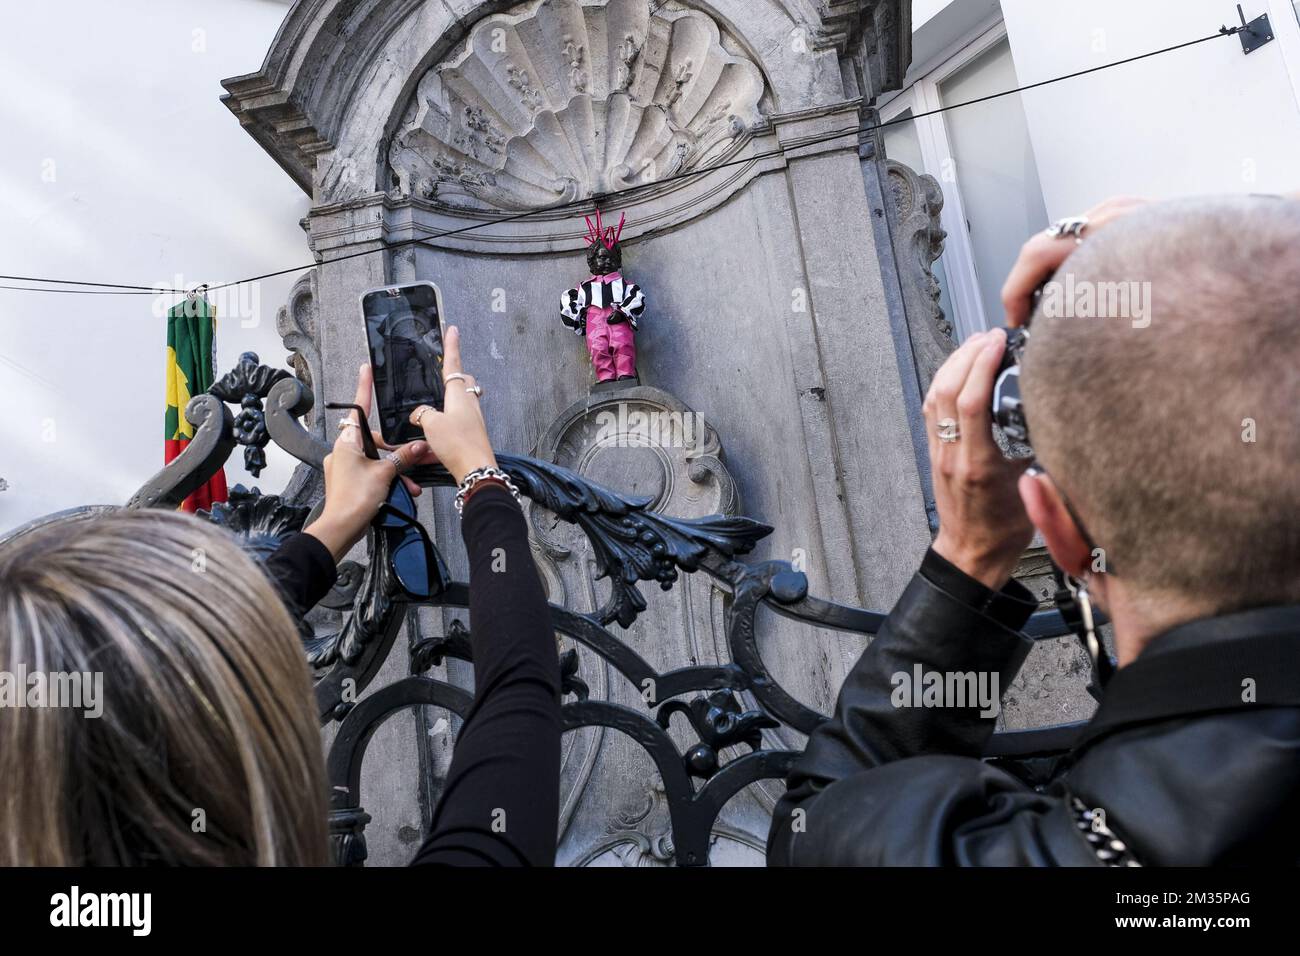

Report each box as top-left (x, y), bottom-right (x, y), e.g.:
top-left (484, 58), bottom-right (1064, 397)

top-left (454, 466), bottom-right (521, 516)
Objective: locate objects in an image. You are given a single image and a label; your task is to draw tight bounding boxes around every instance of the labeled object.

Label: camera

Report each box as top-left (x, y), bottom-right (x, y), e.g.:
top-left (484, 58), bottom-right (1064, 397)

top-left (991, 326), bottom-right (1030, 445)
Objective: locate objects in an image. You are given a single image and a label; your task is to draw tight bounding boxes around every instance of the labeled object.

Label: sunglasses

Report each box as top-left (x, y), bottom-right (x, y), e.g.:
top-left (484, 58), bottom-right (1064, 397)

top-left (326, 402), bottom-right (449, 600)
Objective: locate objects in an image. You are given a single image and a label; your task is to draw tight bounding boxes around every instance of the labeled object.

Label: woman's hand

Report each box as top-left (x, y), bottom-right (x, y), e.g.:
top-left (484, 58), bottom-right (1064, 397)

top-left (408, 326), bottom-right (497, 485)
top-left (1001, 196), bottom-right (1148, 327)
top-left (924, 329), bottom-right (1034, 590)
top-left (305, 365), bottom-right (429, 562)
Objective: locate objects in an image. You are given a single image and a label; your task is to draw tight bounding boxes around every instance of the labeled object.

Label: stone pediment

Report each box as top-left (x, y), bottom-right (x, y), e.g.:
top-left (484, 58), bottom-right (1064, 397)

top-left (222, 0), bottom-right (912, 200)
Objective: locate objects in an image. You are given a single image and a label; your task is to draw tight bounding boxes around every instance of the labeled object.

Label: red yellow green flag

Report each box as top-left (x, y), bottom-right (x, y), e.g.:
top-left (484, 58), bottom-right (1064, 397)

top-left (165, 295), bottom-right (228, 513)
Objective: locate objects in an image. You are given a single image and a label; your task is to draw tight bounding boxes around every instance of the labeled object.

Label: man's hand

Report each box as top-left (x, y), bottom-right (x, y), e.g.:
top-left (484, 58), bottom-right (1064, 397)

top-left (1001, 196), bottom-right (1147, 327)
top-left (923, 330), bottom-right (1034, 590)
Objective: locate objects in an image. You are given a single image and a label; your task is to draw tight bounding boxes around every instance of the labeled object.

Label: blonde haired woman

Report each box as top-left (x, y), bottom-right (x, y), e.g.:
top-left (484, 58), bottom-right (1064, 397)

top-left (0, 328), bottom-right (561, 866)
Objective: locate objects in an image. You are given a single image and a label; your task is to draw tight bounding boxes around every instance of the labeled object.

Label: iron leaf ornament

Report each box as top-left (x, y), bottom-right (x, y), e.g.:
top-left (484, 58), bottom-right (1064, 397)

top-left (496, 452), bottom-right (772, 628)
top-left (199, 484), bottom-right (310, 561)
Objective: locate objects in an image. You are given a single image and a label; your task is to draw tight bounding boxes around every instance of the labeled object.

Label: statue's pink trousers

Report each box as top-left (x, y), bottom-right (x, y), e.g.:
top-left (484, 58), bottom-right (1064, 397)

top-left (585, 304), bottom-right (637, 381)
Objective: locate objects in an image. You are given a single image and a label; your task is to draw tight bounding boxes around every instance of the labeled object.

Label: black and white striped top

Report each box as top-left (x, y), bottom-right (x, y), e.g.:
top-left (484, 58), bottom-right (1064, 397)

top-left (560, 274), bottom-right (646, 336)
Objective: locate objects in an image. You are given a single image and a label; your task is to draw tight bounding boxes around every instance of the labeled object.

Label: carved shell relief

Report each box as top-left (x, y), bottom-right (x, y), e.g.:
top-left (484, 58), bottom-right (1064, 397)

top-left (387, 0), bottom-right (768, 211)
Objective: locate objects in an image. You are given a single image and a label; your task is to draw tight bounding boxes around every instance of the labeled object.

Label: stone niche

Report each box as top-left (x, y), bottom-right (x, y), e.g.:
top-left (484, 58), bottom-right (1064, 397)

top-left (225, 0), bottom-right (986, 866)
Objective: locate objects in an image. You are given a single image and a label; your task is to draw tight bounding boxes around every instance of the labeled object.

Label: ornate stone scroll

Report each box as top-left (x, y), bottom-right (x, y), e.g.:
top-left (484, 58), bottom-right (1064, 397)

top-left (386, 0), bottom-right (767, 210)
top-left (885, 159), bottom-right (955, 394)
top-left (275, 271), bottom-right (324, 441)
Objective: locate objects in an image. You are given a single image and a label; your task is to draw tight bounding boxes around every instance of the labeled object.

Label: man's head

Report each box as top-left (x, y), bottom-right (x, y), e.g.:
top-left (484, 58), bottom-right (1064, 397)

top-left (1019, 196), bottom-right (1300, 631)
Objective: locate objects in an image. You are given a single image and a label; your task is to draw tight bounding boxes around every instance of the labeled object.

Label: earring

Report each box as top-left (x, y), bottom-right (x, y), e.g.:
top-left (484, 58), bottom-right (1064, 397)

top-left (1068, 573), bottom-right (1101, 665)
top-left (1066, 571), bottom-right (1117, 694)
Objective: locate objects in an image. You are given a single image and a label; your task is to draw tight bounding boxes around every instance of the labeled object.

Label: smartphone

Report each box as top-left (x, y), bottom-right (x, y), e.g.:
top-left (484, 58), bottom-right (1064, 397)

top-left (360, 281), bottom-right (446, 446)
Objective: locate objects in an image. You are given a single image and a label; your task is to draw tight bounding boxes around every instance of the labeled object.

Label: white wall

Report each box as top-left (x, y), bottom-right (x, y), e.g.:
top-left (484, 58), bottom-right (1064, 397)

top-left (0, 0), bottom-right (307, 533)
top-left (907, 0), bottom-right (1003, 71)
top-left (1000, 0), bottom-right (1300, 216)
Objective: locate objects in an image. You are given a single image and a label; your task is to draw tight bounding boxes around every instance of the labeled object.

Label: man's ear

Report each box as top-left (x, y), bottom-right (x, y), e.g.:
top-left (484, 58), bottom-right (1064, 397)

top-left (1019, 470), bottom-right (1092, 577)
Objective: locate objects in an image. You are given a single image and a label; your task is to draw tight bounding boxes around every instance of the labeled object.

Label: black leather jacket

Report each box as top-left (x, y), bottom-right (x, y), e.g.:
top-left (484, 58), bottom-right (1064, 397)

top-left (767, 549), bottom-right (1300, 866)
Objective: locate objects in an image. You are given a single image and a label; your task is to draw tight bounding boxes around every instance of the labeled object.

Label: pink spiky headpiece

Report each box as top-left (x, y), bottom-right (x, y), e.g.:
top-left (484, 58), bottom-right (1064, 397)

top-left (584, 209), bottom-right (626, 251)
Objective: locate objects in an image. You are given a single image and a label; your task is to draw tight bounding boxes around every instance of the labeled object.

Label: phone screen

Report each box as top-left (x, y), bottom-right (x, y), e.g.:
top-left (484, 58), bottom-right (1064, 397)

top-left (361, 283), bottom-right (445, 445)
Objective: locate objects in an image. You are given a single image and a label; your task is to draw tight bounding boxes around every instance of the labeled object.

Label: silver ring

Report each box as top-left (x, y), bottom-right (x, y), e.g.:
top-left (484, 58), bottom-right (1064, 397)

top-left (337, 418), bottom-right (360, 431)
top-left (444, 373), bottom-right (468, 385)
top-left (466, 384), bottom-right (483, 398)
top-left (412, 405), bottom-right (435, 427)
top-left (936, 418), bottom-right (961, 444)
top-left (1045, 216), bottom-right (1088, 244)
top-left (383, 450), bottom-right (403, 470)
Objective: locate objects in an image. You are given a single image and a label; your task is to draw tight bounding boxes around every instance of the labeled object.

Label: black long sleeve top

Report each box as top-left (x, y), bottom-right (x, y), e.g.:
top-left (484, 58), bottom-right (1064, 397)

top-left (265, 484), bottom-right (561, 866)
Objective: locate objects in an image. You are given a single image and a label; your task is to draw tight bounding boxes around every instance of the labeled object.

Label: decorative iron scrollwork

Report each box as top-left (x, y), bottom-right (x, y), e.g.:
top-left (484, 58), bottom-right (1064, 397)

top-left (208, 351), bottom-right (293, 477)
top-left (410, 619), bottom-right (473, 674)
top-left (658, 691), bottom-right (779, 780)
top-left (496, 453), bottom-right (772, 628)
top-left (558, 648), bottom-right (589, 701)
top-left (200, 484), bottom-right (311, 561)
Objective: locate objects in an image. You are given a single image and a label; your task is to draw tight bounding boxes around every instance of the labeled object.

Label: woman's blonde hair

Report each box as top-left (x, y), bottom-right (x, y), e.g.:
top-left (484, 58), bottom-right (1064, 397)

top-left (0, 509), bottom-right (328, 865)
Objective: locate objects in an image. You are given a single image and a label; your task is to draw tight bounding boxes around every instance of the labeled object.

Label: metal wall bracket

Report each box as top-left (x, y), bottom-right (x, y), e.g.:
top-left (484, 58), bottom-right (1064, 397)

top-left (1224, 6), bottom-right (1275, 55)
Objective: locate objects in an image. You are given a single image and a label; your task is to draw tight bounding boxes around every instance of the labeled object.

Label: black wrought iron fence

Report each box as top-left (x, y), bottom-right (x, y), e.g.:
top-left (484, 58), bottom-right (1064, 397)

top-left (19, 352), bottom-right (1086, 866)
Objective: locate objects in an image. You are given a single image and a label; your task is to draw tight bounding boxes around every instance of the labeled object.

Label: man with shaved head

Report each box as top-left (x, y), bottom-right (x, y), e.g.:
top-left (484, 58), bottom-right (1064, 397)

top-left (768, 195), bottom-right (1300, 867)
